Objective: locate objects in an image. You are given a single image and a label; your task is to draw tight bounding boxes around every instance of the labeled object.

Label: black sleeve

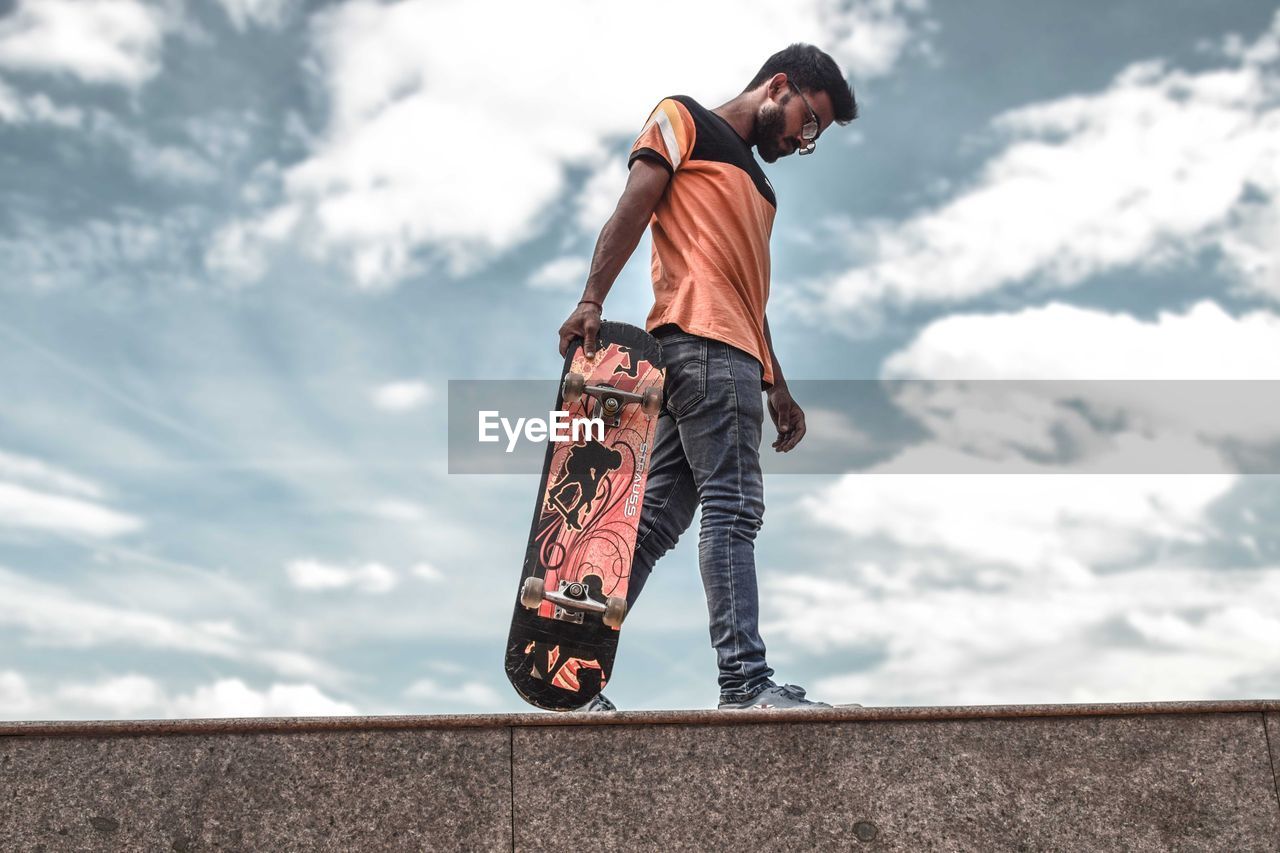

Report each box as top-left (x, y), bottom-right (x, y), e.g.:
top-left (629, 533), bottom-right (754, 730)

top-left (628, 147), bottom-right (675, 175)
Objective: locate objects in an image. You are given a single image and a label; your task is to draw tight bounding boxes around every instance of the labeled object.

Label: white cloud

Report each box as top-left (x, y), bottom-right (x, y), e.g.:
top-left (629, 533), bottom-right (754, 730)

top-left (765, 564), bottom-right (1280, 705)
top-left (1222, 9), bottom-right (1280, 66)
top-left (370, 380), bottom-right (431, 412)
top-left (220, 0), bottom-right (931, 288)
top-left (217, 0), bottom-right (298, 32)
top-left (0, 564), bottom-right (236, 653)
top-left (574, 159), bottom-right (629, 233)
top-left (0, 99), bottom-right (220, 185)
top-left (885, 301), bottom-right (1280, 380)
top-left (405, 677), bottom-right (500, 708)
top-left (0, 0), bottom-right (171, 89)
top-left (807, 468), bottom-right (1232, 583)
top-left (880, 302), bottom-right (1280, 458)
top-left (0, 449), bottom-right (141, 538)
top-left (0, 449), bottom-right (103, 499)
top-left (0, 78), bottom-right (82, 126)
top-left (0, 566), bottom-right (345, 685)
top-left (770, 295), bottom-right (1280, 705)
top-left (528, 256), bottom-right (590, 292)
top-left (776, 298), bottom-right (1278, 704)
top-left (0, 208), bottom-right (209, 292)
top-left (1220, 188), bottom-right (1280, 298)
top-left (252, 649), bottom-right (346, 683)
top-left (0, 671), bottom-right (358, 719)
top-left (0, 481), bottom-right (142, 537)
top-left (827, 0), bottom-right (936, 79)
top-left (183, 111), bottom-right (259, 165)
top-left (167, 677), bottom-right (358, 717)
top-left (204, 217), bottom-right (269, 283)
top-left (813, 12), bottom-right (1280, 318)
top-left (85, 110), bottom-right (221, 185)
top-left (366, 500), bottom-right (431, 523)
top-left (0, 670), bottom-right (36, 716)
top-left (285, 558), bottom-right (399, 593)
top-left (411, 562), bottom-right (443, 583)
top-left (55, 673), bottom-right (166, 714)
top-left (193, 619), bottom-right (247, 642)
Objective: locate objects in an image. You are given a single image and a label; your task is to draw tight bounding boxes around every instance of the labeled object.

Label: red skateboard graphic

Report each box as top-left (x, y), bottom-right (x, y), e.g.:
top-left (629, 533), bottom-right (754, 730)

top-left (505, 321), bottom-right (665, 710)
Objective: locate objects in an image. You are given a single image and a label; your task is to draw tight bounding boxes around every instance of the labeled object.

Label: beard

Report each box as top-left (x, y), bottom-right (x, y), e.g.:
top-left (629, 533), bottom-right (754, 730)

top-left (753, 95), bottom-right (791, 163)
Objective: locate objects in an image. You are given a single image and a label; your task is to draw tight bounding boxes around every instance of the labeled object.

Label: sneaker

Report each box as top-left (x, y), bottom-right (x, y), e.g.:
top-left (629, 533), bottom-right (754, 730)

top-left (718, 681), bottom-right (832, 710)
top-left (576, 692), bottom-right (617, 712)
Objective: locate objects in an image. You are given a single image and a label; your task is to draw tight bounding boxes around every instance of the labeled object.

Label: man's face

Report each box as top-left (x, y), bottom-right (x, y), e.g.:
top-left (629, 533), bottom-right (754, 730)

top-left (754, 80), bottom-right (834, 164)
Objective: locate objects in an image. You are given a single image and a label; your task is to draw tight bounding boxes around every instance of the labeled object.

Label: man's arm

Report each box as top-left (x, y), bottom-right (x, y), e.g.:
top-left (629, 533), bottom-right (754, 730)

top-left (764, 314), bottom-right (806, 453)
top-left (558, 158), bottom-right (671, 358)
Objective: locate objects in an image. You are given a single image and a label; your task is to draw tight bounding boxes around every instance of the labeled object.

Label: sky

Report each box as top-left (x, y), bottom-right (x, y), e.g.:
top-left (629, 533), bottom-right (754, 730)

top-left (1, 0), bottom-right (1278, 719)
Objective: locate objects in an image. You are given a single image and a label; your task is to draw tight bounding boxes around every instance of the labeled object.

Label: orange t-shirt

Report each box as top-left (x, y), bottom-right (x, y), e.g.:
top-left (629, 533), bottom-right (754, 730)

top-left (629, 96), bottom-right (777, 385)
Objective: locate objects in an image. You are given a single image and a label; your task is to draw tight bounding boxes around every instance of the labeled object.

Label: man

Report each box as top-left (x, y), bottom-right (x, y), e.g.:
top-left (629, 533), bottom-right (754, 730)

top-left (557, 44), bottom-right (858, 710)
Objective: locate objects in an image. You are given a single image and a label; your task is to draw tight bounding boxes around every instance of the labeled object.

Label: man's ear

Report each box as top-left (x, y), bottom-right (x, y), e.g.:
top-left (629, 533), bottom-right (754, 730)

top-left (767, 72), bottom-right (789, 100)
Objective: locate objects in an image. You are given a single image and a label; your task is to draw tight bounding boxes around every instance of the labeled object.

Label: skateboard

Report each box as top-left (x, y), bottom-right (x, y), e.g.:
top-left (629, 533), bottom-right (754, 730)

top-left (505, 320), bottom-right (666, 711)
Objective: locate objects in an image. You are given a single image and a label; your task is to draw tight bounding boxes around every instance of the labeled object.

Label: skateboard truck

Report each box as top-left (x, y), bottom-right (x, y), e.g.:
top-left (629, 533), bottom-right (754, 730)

top-left (562, 373), bottom-right (661, 428)
top-left (520, 576), bottom-right (627, 629)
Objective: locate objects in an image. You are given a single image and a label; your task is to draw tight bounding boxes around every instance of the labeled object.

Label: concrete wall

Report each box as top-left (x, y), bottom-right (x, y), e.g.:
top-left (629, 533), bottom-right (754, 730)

top-left (3, 701), bottom-right (1279, 851)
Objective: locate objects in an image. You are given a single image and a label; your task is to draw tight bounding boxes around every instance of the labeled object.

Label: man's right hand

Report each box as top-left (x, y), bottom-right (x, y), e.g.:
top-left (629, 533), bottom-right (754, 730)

top-left (558, 302), bottom-right (603, 358)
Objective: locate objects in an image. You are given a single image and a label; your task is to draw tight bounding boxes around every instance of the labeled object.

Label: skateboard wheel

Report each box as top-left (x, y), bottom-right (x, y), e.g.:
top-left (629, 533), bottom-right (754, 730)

top-left (603, 596), bottom-right (627, 629)
top-left (640, 387), bottom-right (662, 417)
top-left (562, 372), bottom-right (585, 405)
top-left (520, 576), bottom-right (546, 610)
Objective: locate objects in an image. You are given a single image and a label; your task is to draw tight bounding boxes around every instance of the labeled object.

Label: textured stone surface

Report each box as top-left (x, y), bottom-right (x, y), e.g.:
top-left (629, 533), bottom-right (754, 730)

top-left (513, 712), bottom-right (1280, 852)
top-left (4, 700), bottom-right (1279, 736)
top-left (1267, 712), bottom-right (1280, 816)
top-left (1, 728), bottom-right (510, 852)
top-left (4, 705), bottom-right (1278, 851)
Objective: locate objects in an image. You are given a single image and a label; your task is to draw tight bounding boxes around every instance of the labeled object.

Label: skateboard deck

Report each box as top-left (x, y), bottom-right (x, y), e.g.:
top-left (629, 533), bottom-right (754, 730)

top-left (505, 321), bottom-right (665, 711)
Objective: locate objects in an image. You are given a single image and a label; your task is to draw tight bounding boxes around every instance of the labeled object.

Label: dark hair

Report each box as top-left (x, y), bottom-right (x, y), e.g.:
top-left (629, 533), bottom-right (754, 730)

top-left (745, 43), bottom-right (857, 124)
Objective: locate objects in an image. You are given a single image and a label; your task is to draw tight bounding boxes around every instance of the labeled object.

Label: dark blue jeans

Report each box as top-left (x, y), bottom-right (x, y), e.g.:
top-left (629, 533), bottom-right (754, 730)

top-left (628, 329), bottom-right (774, 697)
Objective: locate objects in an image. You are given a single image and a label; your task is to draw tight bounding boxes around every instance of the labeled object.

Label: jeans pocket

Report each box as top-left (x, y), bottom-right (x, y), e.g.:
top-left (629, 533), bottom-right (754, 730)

top-left (662, 338), bottom-right (707, 418)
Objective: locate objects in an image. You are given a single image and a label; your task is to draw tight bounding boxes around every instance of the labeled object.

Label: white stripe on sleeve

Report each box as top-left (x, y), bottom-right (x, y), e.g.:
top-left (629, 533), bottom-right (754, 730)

top-left (655, 109), bottom-right (681, 171)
